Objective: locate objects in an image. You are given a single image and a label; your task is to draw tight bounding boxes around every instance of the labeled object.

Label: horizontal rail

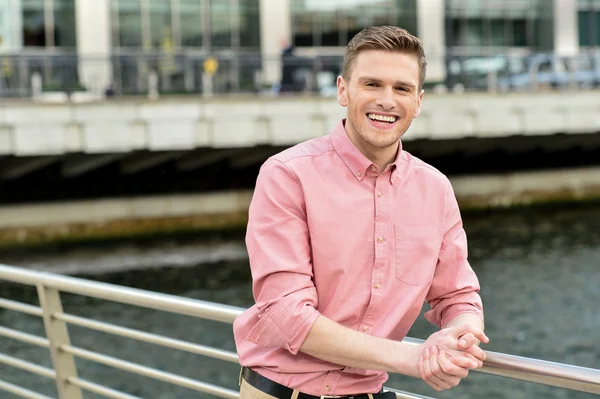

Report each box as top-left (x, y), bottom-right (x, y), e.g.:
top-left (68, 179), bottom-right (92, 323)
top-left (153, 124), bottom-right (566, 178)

top-left (0, 353), bottom-right (56, 379)
top-left (384, 387), bottom-right (436, 399)
top-left (0, 264), bottom-right (243, 323)
top-left (402, 337), bottom-right (600, 394)
top-left (1, 264), bottom-right (599, 395)
top-left (480, 349), bottom-right (600, 394)
top-left (53, 312), bottom-right (239, 363)
top-left (67, 376), bottom-right (142, 399)
top-left (0, 379), bottom-right (54, 399)
top-left (0, 326), bottom-right (50, 348)
top-left (0, 297), bottom-right (43, 317)
top-left (61, 344), bottom-right (239, 399)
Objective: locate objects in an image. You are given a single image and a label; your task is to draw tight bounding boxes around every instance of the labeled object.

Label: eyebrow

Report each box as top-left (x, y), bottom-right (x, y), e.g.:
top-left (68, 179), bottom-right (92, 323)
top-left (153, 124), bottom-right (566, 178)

top-left (358, 77), bottom-right (417, 90)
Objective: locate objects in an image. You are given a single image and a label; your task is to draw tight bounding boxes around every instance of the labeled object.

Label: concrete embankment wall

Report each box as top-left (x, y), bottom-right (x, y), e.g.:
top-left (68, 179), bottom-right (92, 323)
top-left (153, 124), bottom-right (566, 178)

top-left (1, 166), bottom-right (600, 249)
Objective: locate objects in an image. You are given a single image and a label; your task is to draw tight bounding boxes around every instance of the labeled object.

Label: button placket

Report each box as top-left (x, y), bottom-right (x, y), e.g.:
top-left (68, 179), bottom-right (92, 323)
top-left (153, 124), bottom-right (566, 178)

top-left (359, 176), bottom-right (388, 336)
top-left (320, 371), bottom-right (342, 396)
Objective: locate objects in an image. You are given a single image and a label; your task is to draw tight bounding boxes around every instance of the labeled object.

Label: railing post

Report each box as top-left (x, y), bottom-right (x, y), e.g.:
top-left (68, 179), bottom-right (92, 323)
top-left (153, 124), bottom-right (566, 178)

top-left (37, 284), bottom-right (82, 399)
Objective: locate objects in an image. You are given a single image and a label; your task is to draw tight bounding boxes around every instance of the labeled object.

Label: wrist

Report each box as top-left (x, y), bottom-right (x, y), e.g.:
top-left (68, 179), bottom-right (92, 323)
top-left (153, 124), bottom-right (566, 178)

top-left (389, 340), bottom-right (421, 378)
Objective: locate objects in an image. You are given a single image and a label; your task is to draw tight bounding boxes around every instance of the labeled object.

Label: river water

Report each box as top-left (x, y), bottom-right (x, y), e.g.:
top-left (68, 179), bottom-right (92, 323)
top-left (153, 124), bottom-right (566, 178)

top-left (0, 204), bottom-right (599, 399)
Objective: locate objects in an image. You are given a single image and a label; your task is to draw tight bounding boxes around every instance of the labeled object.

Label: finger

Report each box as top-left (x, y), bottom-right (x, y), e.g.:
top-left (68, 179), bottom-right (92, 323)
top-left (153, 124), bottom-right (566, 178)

top-left (453, 324), bottom-right (489, 344)
top-left (438, 351), bottom-right (468, 378)
top-left (458, 333), bottom-right (477, 349)
top-left (463, 344), bottom-right (487, 362)
top-left (429, 346), bottom-right (456, 390)
top-left (447, 352), bottom-right (480, 369)
top-left (422, 347), bottom-right (445, 391)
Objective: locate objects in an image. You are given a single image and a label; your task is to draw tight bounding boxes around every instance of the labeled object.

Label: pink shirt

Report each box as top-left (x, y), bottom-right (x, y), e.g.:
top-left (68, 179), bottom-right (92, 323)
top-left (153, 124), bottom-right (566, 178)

top-left (233, 119), bottom-right (483, 396)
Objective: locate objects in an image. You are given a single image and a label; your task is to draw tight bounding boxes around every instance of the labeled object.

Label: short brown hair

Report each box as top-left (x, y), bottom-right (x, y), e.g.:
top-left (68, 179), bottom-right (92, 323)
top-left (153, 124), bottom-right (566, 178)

top-left (342, 26), bottom-right (427, 90)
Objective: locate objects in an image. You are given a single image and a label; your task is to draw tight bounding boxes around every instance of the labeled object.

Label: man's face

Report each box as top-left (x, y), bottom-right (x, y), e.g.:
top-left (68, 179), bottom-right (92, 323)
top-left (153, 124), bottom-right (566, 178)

top-left (337, 50), bottom-right (424, 153)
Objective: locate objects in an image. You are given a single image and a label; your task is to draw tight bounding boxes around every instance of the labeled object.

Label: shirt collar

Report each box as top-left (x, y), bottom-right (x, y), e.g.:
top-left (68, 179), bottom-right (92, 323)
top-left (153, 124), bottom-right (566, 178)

top-left (330, 119), bottom-right (403, 182)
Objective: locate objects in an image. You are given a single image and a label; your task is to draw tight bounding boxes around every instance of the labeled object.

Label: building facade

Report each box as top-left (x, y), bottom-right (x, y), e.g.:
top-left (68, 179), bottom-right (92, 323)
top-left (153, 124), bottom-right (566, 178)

top-left (0, 0), bottom-right (597, 89)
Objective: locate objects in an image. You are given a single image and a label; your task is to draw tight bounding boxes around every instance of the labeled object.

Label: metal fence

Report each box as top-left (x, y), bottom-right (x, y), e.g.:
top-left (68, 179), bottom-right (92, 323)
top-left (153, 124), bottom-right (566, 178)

top-left (1, 50), bottom-right (600, 101)
top-left (0, 263), bottom-right (599, 399)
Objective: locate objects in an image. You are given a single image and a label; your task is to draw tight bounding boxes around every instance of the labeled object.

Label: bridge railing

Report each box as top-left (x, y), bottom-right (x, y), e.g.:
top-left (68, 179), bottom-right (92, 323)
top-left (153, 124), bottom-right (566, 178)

top-left (0, 263), bottom-right (598, 399)
top-left (1, 50), bottom-right (599, 100)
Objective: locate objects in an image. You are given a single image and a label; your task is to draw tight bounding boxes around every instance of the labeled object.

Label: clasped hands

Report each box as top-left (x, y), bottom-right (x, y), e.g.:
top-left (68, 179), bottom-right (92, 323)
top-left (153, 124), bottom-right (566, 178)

top-left (417, 324), bottom-right (489, 391)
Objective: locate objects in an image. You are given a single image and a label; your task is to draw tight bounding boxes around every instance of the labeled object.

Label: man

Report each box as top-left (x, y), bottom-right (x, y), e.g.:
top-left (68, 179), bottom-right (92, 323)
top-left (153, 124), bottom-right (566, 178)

top-left (233, 26), bottom-right (489, 399)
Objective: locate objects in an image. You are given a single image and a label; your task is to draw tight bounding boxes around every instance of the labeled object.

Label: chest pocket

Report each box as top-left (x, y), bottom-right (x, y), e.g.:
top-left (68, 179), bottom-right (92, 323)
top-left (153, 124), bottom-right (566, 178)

top-left (394, 224), bottom-right (442, 285)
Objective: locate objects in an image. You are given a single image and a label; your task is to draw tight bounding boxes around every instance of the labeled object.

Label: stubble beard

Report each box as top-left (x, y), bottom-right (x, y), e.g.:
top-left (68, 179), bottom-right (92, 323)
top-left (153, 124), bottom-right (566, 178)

top-left (348, 114), bottom-right (404, 150)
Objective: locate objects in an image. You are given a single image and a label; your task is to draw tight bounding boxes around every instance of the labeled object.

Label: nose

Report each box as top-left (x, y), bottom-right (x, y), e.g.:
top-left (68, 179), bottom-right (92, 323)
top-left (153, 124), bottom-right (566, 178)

top-left (375, 87), bottom-right (395, 110)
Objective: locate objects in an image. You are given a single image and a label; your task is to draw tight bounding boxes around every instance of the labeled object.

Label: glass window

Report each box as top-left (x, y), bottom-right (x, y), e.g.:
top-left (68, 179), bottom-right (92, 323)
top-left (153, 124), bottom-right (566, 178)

top-left (392, 0), bottom-right (418, 36)
top-left (210, 0), bottom-right (232, 48)
top-left (445, 0), bottom-right (554, 53)
top-left (22, 0), bottom-right (46, 47)
top-left (579, 10), bottom-right (591, 46)
top-left (180, 0), bottom-right (203, 47)
top-left (292, 7), bottom-right (316, 46)
top-left (292, 0), bottom-right (418, 47)
top-left (53, 0), bottom-right (76, 47)
top-left (578, 0), bottom-right (600, 46)
top-left (148, 0), bottom-right (172, 49)
top-left (320, 10), bottom-right (342, 46)
top-left (239, 0), bottom-right (260, 48)
top-left (114, 0), bottom-right (143, 47)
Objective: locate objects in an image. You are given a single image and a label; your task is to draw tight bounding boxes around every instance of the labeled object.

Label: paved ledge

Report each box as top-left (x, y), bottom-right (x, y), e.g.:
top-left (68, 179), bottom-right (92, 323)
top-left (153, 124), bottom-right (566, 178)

top-left (0, 91), bottom-right (598, 156)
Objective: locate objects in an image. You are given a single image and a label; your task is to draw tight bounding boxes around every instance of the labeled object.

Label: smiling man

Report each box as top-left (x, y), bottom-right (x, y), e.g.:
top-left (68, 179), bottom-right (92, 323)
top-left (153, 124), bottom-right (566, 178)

top-left (233, 26), bottom-right (489, 399)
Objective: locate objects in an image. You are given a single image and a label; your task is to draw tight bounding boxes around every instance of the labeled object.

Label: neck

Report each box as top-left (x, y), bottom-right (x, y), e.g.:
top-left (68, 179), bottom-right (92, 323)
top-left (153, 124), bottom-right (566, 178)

top-left (364, 143), bottom-right (398, 171)
top-left (345, 129), bottom-right (399, 171)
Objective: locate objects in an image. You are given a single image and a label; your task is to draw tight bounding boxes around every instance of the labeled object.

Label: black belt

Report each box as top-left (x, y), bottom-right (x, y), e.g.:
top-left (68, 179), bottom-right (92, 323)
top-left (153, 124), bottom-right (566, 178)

top-left (241, 367), bottom-right (391, 399)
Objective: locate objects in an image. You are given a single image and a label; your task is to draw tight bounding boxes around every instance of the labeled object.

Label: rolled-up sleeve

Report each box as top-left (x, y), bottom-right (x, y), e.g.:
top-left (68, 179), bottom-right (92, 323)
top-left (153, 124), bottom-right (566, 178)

top-left (424, 179), bottom-right (484, 328)
top-left (244, 158), bottom-right (321, 354)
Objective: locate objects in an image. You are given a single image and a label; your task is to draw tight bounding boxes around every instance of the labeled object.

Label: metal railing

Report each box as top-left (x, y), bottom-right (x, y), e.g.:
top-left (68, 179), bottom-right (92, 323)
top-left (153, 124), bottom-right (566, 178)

top-left (1, 50), bottom-right (600, 101)
top-left (0, 263), bottom-right (598, 399)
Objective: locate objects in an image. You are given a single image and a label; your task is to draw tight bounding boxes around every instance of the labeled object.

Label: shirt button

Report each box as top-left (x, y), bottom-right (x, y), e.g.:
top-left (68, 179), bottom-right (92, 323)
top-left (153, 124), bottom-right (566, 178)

top-left (370, 165), bottom-right (377, 172)
top-left (377, 191), bottom-right (382, 198)
top-left (362, 326), bottom-right (370, 332)
top-left (357, 171), bottom-right (362, 177)
top-left (377, 236), bottom-right (383, 243)
top-left (325, 385), bottom-right (331, 392)
top-left (374, 282), bottom-right (381, 289)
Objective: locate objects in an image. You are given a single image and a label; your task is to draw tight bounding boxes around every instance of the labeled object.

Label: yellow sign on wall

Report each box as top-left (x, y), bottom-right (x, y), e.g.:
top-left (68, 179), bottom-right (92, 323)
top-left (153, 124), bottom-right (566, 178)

top-left (203, 57), bottom-right (219, 76)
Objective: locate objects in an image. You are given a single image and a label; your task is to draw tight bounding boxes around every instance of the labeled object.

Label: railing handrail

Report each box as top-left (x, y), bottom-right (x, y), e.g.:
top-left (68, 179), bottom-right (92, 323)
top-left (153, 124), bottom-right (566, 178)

top-left (0, 263), bottom-right (599, 398)
top-left (0, 263), bottom-right (243, 323)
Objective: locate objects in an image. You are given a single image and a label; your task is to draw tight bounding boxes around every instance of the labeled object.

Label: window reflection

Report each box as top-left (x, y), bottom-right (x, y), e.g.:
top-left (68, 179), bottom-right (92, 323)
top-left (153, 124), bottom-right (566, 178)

top-left (110, 0), bottom-right (260, 50)
top-left (578, 0), bottom-right (600, 46)
top-left (211, 0), bottom-right (232, 48)
top-left (21, 0), bottom-right (76, 48)
top-left (22, 0), bottom-right (46, 47)
top-left (240, 0), bottom-right (260, 48)
top-left (54, 0), bottom-right (76, 47)
top-left (148, 0), bottom-right (172, 49)
top-left (115, 0), bottom-right (143, 47)
top-left (291, 0), bottom-right (417, 47)
top-left (180, 0), bottom-right (203, 47)
top-left (445, 0), bottom-right (554, 54)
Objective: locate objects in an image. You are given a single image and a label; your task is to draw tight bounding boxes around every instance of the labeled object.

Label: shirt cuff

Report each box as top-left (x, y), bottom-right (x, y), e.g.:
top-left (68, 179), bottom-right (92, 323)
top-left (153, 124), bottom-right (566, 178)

top-left (246, 299), bottom-right (321, 355)
top-left (439, 308), bottom-right (484, 329)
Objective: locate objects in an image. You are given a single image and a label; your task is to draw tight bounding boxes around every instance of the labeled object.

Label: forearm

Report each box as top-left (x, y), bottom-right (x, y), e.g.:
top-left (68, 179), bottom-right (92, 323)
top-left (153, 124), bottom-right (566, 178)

top-left (299, 315), bottom-right (421, 377)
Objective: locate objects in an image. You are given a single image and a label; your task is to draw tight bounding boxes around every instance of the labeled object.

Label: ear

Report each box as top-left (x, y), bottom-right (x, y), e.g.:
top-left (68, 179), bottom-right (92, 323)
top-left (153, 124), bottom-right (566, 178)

top-left (337, 76), bottom-right (349, 107)
top-left (413, 89), bottom-right (425, 118)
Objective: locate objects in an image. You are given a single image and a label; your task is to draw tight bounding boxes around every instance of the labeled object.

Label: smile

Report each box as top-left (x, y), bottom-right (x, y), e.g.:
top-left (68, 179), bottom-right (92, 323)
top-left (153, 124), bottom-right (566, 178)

top-left (367, 113), bottom-right (397, 124)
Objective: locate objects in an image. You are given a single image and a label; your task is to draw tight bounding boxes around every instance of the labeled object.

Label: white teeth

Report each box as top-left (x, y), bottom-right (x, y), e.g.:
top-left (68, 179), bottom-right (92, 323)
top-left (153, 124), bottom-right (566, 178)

top-left (367, 113), bottom-right (397, 123)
